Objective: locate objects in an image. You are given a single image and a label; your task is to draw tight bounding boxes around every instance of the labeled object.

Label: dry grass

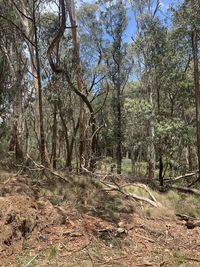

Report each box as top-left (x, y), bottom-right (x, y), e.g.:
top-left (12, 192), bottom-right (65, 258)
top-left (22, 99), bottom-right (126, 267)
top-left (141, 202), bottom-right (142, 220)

top-left (126, 185), bottom-right (200, 219)
top-left (40, 175), bottom-right (134, 222)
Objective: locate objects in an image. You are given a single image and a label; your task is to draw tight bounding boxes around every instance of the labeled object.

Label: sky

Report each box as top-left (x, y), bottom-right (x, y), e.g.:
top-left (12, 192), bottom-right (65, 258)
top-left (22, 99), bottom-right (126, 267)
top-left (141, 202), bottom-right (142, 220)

top-left (125, 0), bottom-right (184, 42)
top-left (75, 0), bottom-right (184, 42)
top-left (43, 0), bottom-right (184, 43)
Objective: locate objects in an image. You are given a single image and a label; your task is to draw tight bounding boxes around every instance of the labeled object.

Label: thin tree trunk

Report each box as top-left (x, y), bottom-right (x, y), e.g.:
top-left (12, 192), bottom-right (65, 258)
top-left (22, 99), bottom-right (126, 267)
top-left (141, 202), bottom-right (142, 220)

top-left (51, 103), bottom-right (57, 169)
top-left (116, 88), bottom-right (122, 174)
top-left (159, 156), bottom-right (164, 186)
top-left (67, 0), bottom-right (87, 169)
top-left (15, 0), bottom-right (49, 166)
top-left (147, 86), bottom-right (155, 179)
top-left (192, 28), bottom-right (200, 181)
top-left (188, 145), bottom-right (193, 171)
top-left (33, 9), bottom-right (48, 166)
top-left (3, 43), bottom-right (24, 160)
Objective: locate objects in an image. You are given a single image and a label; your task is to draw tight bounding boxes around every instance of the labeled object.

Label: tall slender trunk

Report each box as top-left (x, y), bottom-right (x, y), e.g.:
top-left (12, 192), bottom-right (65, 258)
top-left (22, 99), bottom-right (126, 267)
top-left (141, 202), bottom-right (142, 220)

top-left (15, 0), bottom-right (48, 165)
top-left (59, 109), bottom-right (79, 171)
top-left (51, 103), bottom-right (57, 169)
top-left (67, 0), bottom-right (87, 169)
top-left (33, 7), bottom-right (47, 165)
top-left (156, 81), bottom-right (163, 185)
top-left (116, 88), bottom-right (122, 174)
top-left (15, 77), bottom-right (23, 160)
top-left (188, 145), bottom-right (193, 171)
top-left (159, 156), bottom-right (164, 186)
top-left (3, 43), bottom-right (23, 160)
top-left (192, 28), bottom-right (200, 180)
top-left (90, 114), bottom-right (97, 171)
top-left (147, 86), bottom-right (155, 179)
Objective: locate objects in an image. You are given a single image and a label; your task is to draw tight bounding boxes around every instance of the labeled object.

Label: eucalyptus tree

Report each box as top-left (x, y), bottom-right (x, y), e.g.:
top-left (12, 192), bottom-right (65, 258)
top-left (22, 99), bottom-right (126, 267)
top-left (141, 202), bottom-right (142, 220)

top-left (130, 0), bottom-right (165, 179)
top-left (0, 1), bottom-right (26, 160)
top-left (173, 0), bottom-right (200, 180)
top-left (0, 0), bottom-right (51, 165)
top-left (99, 0), bottom-right (133, 174)
top-left (47, 0), bottom-right (109, 171)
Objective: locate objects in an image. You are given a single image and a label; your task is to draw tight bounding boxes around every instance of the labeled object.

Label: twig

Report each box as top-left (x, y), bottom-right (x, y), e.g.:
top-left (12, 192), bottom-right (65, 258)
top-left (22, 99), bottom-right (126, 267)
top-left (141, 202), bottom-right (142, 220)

top-left (24, 253), bottom-right (39, 267)
top-left (185, 257), bottom-right (200, 262)
top-left (16, 154), bottom-right (72, 183)
top-left (134, 233), bottom-right (155, 243)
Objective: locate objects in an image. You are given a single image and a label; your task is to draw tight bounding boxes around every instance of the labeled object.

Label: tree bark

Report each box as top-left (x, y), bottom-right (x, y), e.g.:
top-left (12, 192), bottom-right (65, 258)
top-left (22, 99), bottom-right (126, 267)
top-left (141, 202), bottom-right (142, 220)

top-left (116, 89), bottom-right (122, 174)
top-left (67, 0), bottom-right (87, 169)
top-left (14, 0), bottom-right (49, 166)
top-left (192, 28), bottom-right (200, 181)
top-left (51, 103), bottom-right (57, 169)
top-left (32, 4), bottom-right (48, 166)
top-left (147, 86), bottom-right (155, 179)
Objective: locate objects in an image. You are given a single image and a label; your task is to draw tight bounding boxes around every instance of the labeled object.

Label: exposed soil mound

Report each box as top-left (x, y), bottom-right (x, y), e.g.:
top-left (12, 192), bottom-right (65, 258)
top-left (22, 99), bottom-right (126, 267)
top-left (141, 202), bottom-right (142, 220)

top-left (0, 172), bottom-right (200, 266)
top-left (0, 179), bottom-right (115, 266)
top-left (0, 196), bottom-right (38, 256)
top-left (0, 175), bottom-right (39, 199)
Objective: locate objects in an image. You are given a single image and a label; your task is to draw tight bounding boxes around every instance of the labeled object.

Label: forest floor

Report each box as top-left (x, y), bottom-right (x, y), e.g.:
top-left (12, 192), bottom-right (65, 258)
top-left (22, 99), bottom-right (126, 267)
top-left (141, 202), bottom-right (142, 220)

top-left (0, 169), bottom-right (200, 267)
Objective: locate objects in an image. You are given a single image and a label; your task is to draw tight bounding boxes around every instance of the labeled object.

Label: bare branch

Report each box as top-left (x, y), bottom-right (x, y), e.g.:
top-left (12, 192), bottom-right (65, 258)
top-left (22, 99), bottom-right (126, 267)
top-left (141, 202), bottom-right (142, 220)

top-left (0, 14), bottom-right (36, 47)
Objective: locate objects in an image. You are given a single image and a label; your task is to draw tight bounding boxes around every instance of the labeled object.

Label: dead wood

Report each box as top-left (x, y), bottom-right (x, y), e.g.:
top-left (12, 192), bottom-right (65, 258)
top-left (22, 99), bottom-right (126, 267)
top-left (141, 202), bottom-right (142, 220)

top-left (81, 166), bottom-right (162, 207)
top-left (122, 183), bottom-right (158, 203)
top-left (176, 214), bottom-right (195, 221)
top-left (101, 181), bottom-right (162, 208)
top-left (134, 233), bottom-right (155, 243)
top-left (165, 170), bottom-right (199, 182)
top-left (16, 154), bottom-right (72, 183)
top-left (169, 184), bottom-right (200, 196)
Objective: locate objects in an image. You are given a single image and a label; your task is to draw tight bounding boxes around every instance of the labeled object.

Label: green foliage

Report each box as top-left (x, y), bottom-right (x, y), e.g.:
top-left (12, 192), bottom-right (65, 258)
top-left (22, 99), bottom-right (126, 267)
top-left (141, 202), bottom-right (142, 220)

top-left (125, 98), bottom-right (153, 121)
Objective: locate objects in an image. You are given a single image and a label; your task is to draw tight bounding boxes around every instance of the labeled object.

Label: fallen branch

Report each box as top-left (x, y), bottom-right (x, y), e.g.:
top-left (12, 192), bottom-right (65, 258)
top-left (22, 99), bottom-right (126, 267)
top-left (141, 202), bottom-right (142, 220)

top-left (81, 166), bottom-right (162, 207)
top-left (134, 233), bottom-right (155, 243)
top-left (185, 257), bottom-right (200, 262)
top-left (16, 154), bottom-right (72, 184)
top-left (176, 214), bottom-right (195, 221)
top-left (165, 170), bottom-right (199, 182)
top-left (169, 185), bottom-right (200, 196)
top-left (122, 183), bottom-right (158, 204)
top-left (101, 181), bottom-right (162, 208)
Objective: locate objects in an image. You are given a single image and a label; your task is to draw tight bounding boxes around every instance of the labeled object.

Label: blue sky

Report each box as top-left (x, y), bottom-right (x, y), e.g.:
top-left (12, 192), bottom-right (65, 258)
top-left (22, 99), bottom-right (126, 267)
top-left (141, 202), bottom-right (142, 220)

top-left (44, 0), bottom-right (184, 43)
top-left (125, 0), bottom-right (184, 42)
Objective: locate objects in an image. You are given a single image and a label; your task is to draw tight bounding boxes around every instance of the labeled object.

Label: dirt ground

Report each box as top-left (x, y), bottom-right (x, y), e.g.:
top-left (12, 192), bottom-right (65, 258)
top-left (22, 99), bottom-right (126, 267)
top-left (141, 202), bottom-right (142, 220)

top-left (0, 171), bottom-right (200, 267)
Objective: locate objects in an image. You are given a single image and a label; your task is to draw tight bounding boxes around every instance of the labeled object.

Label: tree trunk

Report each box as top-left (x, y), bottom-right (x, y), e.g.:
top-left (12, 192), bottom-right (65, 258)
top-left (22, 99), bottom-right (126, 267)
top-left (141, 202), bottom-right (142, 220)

top-left (33, 9), bottom-right (48, 166)
top-left (116, 88), bottom-right (122, 174)
top-left (15, 0), bottom-right (49, 166)
top-left (67, 0), bottom-right (87, 170)
top-left (147, 86), bottom-right (155, 179)
top-left (159, 156), bottom-right (164, 186)
top-left (51, 103), bottom-right (57, 169)
top-left (192, 28), bottom-right (200, 181)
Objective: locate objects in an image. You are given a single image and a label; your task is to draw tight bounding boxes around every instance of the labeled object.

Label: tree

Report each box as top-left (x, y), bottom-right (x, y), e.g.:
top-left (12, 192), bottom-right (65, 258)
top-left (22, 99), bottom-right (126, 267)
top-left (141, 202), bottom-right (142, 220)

top-left (131, 0), bottom-right (163, 179)
top-left (101, 0), bottom-right (133, 174)
top-left (173, 0), bottom-right (200, 180)
top-left (5, 0), bottom-right (49, 165)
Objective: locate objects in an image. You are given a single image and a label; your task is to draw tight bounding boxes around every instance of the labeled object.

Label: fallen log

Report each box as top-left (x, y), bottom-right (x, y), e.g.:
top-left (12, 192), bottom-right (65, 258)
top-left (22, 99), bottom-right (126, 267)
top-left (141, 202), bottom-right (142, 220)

top-left (81, 166), bottom-right (162, 207)
top-left (169, 185), bottom-right (200, 196)
top-left (101, 181), bottom-right (162, 208)
top-left (165, 170), bottom-right (199, 182)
